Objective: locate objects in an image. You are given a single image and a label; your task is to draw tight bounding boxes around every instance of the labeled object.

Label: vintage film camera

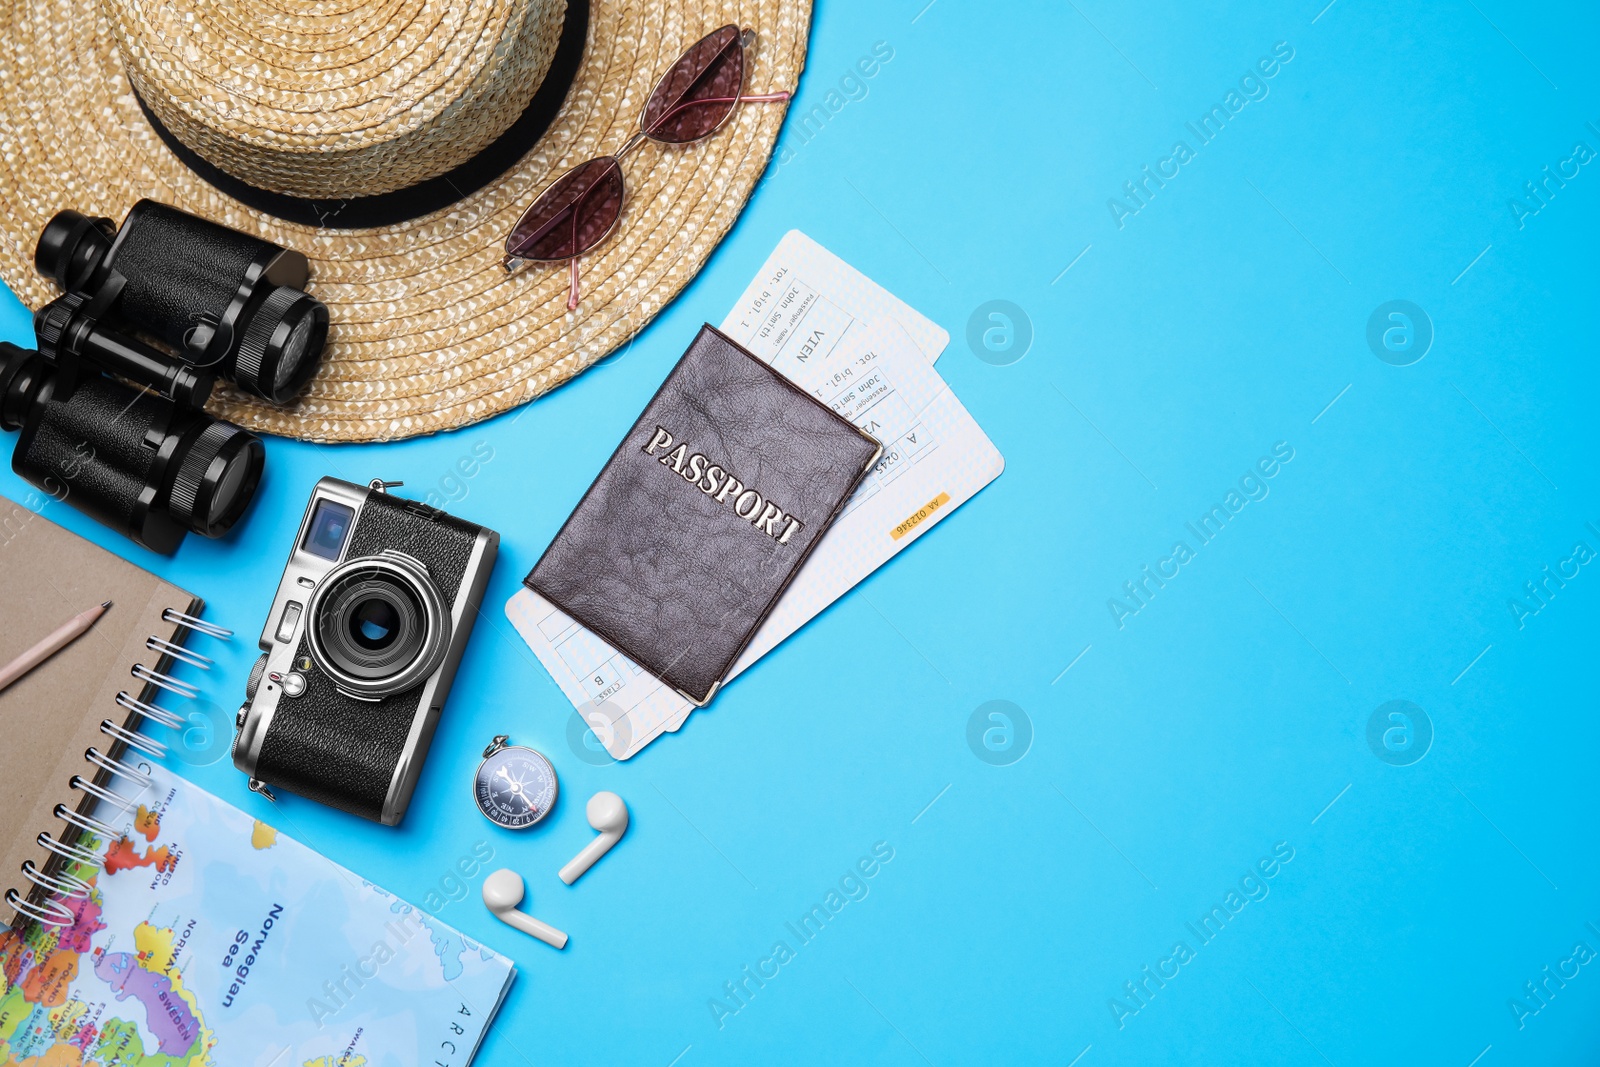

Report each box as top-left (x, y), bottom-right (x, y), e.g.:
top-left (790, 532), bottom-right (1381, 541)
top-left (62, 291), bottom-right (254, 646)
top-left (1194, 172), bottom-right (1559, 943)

top-left (0, 200), bottom-right (329, 551)
top-left (233, 478), bottom-right (500, 825)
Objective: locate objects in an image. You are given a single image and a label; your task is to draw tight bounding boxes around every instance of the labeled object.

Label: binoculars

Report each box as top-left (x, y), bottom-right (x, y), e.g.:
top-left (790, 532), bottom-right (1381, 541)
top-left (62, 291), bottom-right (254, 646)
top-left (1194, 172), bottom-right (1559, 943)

top-left (0, 200), bottom-right (329, 552)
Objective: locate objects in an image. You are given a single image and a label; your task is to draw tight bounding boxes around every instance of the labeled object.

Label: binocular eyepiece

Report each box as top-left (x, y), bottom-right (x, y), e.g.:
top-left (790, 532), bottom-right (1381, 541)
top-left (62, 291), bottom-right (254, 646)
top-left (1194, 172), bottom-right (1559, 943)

top-left (1, 199), bottom-right (330, 552)
top-left (36, 201), bottom-right (328, 405)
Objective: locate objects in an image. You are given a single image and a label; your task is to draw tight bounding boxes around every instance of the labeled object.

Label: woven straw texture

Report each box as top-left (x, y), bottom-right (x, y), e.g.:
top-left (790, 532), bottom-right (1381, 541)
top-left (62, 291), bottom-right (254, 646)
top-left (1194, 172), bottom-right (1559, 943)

top-left (0, 0), bottom-right (810, 443)
top-left (105, 0), bottom-right (568, 198)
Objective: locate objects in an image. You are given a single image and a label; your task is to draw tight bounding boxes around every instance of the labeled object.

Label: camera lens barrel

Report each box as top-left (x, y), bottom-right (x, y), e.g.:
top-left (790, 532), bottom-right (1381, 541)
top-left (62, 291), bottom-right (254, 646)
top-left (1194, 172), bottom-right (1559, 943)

top-left (306, 553), bottom-right (450, 698)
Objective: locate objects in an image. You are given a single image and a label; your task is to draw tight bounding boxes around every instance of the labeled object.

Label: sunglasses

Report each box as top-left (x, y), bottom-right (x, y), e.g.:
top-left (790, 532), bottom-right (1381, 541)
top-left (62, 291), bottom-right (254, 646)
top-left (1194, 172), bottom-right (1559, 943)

top-left (501, 25), bottom-right (791, 310)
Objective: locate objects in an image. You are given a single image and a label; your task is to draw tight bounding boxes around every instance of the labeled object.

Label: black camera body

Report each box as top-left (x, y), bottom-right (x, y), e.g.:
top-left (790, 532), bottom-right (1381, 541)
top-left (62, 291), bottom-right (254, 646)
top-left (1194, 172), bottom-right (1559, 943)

top-left (233, 478), bottom-right (500, 825)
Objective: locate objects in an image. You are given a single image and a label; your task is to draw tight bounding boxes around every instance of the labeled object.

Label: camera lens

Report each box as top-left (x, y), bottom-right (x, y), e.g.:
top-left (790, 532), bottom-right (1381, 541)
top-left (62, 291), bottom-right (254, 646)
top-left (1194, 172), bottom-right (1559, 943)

top-left (307, 554), bottom-right (448, 697)
top-left (234, 286), bottom-right (329, 404)
top-left (321, 577), bottom-right (424, 679)
top-left (351, 597), bottom-right (401, 650)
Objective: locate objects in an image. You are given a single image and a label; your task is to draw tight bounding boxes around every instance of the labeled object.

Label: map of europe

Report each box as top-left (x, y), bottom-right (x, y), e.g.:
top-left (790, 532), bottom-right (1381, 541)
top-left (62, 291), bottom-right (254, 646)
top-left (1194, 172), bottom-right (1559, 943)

top-left (1, 764), bottom-right (514, 1067)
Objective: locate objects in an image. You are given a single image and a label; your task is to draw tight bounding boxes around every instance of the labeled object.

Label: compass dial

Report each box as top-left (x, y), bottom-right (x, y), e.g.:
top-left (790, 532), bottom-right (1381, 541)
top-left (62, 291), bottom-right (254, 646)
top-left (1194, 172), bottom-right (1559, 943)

top-left (474, 743), bottom-right (558, 829)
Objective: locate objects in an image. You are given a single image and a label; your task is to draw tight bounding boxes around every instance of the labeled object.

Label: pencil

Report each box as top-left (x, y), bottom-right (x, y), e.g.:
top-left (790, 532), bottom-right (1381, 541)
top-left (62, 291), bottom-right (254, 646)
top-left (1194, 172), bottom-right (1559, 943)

top-left (0, 600), bottom-right (113, 693)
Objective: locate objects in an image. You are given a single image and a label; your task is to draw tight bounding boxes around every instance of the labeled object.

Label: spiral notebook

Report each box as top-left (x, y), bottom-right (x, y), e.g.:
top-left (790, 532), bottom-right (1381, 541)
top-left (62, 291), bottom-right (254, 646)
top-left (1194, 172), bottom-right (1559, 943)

top-left (0, 496), bottom-right (213, 927)
top-left (0, 497), bottom-right (515, 1065)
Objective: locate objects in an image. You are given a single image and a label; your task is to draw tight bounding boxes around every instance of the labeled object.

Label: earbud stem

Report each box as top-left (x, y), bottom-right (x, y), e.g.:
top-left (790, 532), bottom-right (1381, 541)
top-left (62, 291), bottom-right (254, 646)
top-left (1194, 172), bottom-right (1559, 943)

top-left (559, 832), bottom-right (618, 884)
top-left (502, 909), bottom-right (568, 950)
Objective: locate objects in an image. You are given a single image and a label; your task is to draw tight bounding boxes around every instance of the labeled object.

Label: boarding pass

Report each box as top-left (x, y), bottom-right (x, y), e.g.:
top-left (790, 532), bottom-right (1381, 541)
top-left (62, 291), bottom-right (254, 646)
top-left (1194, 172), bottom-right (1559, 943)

top-left (506, 232), bottom-right (1002, 758)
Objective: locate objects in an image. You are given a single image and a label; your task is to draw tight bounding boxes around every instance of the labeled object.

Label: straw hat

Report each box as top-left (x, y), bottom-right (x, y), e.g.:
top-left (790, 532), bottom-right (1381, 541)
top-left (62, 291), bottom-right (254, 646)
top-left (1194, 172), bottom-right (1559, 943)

top-left (0, 0), bottom-right (809, 442)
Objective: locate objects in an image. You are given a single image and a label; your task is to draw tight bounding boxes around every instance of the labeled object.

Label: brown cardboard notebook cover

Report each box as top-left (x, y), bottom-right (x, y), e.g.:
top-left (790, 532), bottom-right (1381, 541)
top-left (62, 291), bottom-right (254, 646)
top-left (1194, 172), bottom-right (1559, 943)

top-left (0, 497), bottom-right (204, 927)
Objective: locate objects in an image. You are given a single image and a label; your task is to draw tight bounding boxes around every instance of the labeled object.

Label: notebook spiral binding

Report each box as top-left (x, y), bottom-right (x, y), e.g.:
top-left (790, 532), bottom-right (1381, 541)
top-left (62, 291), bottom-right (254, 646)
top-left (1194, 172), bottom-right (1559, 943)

top-left (4, 613), bottom-right (233, 928)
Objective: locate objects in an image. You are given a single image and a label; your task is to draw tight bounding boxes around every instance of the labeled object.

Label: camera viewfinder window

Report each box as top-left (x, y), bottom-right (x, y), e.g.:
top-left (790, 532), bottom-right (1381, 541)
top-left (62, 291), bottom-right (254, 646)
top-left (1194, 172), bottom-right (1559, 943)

top-left (303, 500), bottom-right (355, 560)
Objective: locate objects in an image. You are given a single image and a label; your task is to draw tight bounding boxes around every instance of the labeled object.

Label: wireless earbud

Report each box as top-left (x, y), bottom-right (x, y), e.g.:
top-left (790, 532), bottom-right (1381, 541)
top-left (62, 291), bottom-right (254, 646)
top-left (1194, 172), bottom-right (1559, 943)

top-left (482, 868), bottom-right (568, 949)
top-left (559, 791), bottom-right (628, 885)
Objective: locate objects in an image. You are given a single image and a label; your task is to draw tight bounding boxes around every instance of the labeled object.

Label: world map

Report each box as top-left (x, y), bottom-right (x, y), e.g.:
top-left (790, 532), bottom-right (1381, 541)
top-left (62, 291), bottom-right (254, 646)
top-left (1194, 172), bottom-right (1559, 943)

top-left (1, 764), bottom-right (514, 1067)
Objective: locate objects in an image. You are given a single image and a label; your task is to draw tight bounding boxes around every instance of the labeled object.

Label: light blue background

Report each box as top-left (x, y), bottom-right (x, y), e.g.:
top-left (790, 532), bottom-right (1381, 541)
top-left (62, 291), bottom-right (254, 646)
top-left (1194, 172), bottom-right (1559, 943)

top-left (4, 0), bottom-right (1597, 1063)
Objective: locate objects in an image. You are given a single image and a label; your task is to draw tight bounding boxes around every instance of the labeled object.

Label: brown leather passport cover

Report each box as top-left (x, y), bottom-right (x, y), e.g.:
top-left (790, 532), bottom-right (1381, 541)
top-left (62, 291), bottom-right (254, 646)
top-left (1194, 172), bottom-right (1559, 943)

top-left (527, 324), bottom-right (882, 705)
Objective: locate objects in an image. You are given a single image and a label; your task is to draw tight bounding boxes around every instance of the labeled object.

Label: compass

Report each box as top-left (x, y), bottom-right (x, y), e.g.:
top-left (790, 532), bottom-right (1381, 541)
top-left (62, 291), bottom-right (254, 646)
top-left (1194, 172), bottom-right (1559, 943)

top-left (473, 735), bottom-right (558, 829)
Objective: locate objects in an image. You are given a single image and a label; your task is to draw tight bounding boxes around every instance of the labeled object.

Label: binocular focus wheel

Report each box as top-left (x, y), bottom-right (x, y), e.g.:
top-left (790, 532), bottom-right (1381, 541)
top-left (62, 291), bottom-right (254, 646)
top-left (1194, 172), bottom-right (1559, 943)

top-left (32, 293), bottom-right (83, 358)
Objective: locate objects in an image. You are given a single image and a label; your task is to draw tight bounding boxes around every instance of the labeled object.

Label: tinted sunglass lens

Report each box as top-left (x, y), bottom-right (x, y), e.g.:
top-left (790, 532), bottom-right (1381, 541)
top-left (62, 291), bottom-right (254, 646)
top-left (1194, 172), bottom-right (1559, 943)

top-left (506, 157), bottom-right (625, 262)
top-left (641, 25), bottom-right (744, 144)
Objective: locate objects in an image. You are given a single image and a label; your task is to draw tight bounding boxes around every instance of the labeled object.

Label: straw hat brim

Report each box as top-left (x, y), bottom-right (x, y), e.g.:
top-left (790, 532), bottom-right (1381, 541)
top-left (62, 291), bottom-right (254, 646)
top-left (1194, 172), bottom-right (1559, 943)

top-left (0, 1), bottom-right (811, 443)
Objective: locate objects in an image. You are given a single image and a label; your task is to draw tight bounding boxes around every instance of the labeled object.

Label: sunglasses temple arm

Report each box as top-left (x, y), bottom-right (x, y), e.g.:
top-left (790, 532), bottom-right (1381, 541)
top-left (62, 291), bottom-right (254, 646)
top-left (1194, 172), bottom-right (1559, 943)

top-left (506, 245), bottom-right (582, 307)
top-left (650, 91), bottom-right (791, 130)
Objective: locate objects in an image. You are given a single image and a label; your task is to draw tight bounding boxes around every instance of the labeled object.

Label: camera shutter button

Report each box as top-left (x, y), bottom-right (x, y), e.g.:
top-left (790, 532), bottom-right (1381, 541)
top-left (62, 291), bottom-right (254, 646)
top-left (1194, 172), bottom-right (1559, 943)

top-left (267, 669), bottom-right (307, 698)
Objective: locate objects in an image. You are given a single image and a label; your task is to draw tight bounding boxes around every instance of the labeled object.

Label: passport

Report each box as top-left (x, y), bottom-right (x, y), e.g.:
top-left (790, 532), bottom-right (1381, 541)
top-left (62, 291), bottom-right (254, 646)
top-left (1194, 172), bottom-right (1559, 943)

top-left (526, 325), bottom-right (882, 706)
